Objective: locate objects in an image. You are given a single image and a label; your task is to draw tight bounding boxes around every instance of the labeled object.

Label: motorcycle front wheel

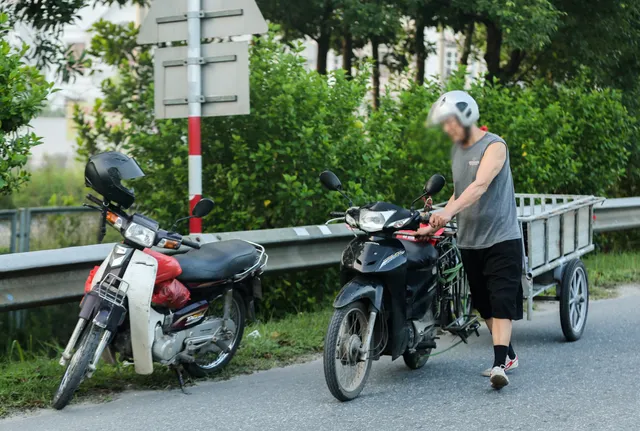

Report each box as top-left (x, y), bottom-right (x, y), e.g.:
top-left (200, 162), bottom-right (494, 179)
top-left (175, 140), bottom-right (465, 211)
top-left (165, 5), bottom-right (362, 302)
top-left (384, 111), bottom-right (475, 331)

top-left (52, 324), bottom-right (103, 410)
top-left (323, 301), bottom-right (373, 402)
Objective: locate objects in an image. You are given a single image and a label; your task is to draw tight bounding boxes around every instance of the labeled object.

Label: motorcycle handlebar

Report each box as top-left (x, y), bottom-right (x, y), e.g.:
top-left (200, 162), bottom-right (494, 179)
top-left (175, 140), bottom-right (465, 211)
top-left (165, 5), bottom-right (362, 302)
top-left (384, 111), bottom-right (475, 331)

top-left (182, 238), bottom-right (201, 249)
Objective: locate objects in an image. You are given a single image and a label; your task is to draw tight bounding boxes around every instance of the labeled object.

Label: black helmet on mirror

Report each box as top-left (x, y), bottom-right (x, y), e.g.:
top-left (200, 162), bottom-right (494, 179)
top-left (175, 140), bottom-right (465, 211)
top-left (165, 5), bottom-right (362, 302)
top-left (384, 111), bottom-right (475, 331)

top-left (84, 151), bottom-right (145, 209)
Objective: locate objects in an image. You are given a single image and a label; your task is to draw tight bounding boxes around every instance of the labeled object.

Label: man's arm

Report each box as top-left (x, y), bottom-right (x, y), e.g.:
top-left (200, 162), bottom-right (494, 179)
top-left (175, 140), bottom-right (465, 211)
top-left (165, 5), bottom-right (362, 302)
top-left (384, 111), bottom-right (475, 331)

top-left (430, 143), bottom-right (507, 228)
top-left (416, 194), bottom-right (455, 237)
top-left (444, 193), bottom-right (455, 210)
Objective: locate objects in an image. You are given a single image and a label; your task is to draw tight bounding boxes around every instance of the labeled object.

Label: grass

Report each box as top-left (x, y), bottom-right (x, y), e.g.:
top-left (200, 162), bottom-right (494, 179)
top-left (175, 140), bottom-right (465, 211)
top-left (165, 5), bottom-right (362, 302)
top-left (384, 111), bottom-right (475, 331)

top-left (584, 252), bottom-right (640, 297)
top-left (0, 309), bottom-right (332, 418)
top-left (530, 252), bottom-right (640, 302)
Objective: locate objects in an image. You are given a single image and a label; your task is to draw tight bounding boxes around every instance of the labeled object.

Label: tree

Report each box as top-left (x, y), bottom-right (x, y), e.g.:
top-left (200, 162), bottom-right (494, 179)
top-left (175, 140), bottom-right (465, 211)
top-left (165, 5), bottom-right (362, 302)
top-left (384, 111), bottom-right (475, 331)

top-left (255, 0), bottom-right (338, 74)
top-left (340, 0), bottom-right (405, 108)
top-left (0, 13), bottom-right (53, 195)
top-left (409, 0), bottom-right (561, 83)
top-left (2, 0), bottom-right (146, 82)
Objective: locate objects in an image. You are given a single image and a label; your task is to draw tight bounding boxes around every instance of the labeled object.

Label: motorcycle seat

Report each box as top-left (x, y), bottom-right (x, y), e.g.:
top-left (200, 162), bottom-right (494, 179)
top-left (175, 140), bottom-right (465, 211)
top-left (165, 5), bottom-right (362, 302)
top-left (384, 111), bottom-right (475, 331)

top-left (175, 240), bottom-right (259, 282)
top-left (402, 241), bottom-right (438, 269)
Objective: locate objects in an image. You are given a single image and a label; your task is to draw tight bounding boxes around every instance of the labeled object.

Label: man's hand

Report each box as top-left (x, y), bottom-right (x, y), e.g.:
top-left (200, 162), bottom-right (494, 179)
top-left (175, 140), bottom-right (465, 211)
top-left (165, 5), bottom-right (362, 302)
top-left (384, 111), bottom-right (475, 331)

top-left (429, 210), bottom-right (453, 230)
top-left (416, 225), bottom-right (437, 238)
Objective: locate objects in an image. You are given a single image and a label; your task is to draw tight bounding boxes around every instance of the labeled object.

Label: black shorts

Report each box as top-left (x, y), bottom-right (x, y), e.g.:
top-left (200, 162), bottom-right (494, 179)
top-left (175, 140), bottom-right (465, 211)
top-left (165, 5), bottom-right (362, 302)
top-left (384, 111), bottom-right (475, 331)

top-left (459, 239), bottom-right (524, 321)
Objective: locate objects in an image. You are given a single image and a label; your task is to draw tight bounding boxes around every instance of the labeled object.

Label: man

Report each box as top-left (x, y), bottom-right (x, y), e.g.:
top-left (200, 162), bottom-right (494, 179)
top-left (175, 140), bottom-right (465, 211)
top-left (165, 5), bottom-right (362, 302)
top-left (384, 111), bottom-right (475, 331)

top-left (418, 90), bottom-right (523, 390)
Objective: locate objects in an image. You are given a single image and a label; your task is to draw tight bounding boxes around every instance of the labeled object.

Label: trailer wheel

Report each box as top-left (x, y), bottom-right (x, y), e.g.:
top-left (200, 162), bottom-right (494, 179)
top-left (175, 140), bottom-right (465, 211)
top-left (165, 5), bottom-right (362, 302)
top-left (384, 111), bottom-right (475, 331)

top-left (559, 259), bottom-right (589, 342)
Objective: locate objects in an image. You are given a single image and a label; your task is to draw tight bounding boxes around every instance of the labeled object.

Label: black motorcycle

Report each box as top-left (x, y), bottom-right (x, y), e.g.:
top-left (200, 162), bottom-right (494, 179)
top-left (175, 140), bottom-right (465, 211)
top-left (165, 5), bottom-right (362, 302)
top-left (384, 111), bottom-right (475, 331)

top-left (319, 171), bottom-right (480, 401)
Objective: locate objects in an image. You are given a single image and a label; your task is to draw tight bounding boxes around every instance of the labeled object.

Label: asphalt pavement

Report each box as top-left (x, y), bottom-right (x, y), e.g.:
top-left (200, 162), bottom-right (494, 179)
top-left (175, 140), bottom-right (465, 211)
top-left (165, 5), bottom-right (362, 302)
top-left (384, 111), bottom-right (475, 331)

top-left (3, 286), bottom-right (640, 431)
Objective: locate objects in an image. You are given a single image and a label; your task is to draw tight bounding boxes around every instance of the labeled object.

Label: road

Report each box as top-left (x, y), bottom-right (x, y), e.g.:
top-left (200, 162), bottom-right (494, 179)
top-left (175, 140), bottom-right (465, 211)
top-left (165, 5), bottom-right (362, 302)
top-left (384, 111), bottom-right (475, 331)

top-left (3, 287), bottom-right (640, 431)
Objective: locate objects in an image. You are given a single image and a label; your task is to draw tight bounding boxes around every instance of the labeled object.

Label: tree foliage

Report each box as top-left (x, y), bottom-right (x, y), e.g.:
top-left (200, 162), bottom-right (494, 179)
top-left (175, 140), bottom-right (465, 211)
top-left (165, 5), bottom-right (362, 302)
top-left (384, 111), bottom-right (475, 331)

top-left (0, 13), bottom-right (53, 195)
top-left (1, 0), bottom-right (147, 81)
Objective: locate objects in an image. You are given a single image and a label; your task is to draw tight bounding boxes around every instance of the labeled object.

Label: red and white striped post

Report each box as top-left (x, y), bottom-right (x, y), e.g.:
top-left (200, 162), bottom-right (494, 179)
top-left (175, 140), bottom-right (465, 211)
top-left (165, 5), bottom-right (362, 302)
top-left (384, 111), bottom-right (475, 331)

top-left (187, 0), bottom-right (203, 234)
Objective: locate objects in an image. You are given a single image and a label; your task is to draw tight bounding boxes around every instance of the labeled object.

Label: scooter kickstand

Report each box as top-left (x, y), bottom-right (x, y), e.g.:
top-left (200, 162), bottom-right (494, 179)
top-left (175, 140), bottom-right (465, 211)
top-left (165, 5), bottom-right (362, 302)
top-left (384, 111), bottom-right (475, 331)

top-left (172, 365), bottom-right (191, 395)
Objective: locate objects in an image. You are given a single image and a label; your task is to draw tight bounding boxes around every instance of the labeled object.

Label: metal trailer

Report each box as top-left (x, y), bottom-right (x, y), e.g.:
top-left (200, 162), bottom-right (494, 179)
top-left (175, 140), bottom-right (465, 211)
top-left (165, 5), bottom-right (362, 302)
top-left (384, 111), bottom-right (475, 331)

top-left (516, 194), bottom-right (605, 341)
top-left (436, 194), bottom-right (606, 341)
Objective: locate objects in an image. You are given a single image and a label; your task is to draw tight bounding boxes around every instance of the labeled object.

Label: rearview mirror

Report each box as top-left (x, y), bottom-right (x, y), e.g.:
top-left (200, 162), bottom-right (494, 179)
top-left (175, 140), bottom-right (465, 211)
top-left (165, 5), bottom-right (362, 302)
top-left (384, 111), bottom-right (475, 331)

top-left (424, 174), bottom-right (446, 196)
top-left (193, 198), bottom-right (214, 218)
top-left (319, 170), bottom-right (343, 192)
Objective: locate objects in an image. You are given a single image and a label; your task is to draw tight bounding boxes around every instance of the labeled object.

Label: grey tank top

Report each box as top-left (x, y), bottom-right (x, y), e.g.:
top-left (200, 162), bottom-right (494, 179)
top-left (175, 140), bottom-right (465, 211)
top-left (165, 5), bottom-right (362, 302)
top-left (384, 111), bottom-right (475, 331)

top-left (451, 132), bottom-right (521, 249)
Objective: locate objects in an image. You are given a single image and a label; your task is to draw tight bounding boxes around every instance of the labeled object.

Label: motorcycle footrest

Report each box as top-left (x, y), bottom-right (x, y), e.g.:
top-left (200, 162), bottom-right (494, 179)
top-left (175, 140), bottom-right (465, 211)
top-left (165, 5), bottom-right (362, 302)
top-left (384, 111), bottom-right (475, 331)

top-left (444, 316), bottom-right (481, 343)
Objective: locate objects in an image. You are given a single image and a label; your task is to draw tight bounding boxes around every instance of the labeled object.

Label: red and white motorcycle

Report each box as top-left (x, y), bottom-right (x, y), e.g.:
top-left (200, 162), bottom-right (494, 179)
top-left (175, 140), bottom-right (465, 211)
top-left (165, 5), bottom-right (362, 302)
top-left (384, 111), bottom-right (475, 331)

top-left (53, 152), bottom-right (267, 409)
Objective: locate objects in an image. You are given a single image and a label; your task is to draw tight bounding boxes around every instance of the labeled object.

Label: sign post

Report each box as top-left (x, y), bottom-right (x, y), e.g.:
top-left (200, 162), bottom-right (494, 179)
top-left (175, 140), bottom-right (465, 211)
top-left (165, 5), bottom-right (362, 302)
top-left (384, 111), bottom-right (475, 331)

top-left (138, 0), bottom-right (268, 234)
top-left (187, 0), bottom-right (203, 234)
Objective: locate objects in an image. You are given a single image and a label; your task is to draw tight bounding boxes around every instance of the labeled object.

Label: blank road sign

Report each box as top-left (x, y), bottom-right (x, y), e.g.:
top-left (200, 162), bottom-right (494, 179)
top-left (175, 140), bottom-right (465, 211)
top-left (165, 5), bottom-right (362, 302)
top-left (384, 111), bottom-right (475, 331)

top-left (138, 0), bottom-right (268, 45)
top-left (154, 42), bottom-right (250, 120)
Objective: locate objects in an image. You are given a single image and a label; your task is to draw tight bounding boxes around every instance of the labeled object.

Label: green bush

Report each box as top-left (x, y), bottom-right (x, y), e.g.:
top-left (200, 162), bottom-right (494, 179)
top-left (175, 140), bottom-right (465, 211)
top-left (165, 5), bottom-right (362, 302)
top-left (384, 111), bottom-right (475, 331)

top-left (74, 25), bottom-right (393, 314)
top-left (369, 69), bottom-right (634, 204)
top-left (73, 24), bottom-right (635, 315)
top-left (0, 13), bottom-right (53, 195)
top-left (1, 156), bottom-right (122, 251)
top-left (0, 156), bottom-right (86, 210)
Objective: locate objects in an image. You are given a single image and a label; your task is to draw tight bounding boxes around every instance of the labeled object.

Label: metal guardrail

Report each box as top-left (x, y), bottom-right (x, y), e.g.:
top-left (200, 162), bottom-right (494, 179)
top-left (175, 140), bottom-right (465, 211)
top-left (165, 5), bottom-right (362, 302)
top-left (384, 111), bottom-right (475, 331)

top-left (0, 197), bottom-right (638, 312)
top-left (0, 224), bottom-right (357, 312)
top-left (0, 207), bottom-right (96, 253)
top-left (593, 197), bottom-right (640, 232)
top-left (0, 210), bottom-right (19, 254)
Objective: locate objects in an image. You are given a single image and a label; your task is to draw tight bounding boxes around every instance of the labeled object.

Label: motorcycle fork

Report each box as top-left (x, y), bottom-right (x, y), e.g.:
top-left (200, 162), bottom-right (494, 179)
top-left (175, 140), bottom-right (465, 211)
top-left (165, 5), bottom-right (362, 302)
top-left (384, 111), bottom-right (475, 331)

top-left (59, 318), bottom-right (87, 366)
top-left (87, 330), bottom-right (112, 378)
top-left (360, 310), bottom-right (378, 361)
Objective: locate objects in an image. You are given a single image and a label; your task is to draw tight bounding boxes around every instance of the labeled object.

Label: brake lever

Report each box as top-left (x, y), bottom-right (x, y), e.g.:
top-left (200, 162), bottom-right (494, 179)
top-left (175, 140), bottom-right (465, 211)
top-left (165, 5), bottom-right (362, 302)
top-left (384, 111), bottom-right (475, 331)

top-left (324, 217), bottom-right (345, 225)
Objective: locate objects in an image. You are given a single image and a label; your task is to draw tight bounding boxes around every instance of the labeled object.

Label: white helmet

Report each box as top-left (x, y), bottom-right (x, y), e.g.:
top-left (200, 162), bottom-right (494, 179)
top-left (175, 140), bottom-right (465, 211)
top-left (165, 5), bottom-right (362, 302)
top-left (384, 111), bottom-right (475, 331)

top-left (426, 90), bottom-right (479, 128)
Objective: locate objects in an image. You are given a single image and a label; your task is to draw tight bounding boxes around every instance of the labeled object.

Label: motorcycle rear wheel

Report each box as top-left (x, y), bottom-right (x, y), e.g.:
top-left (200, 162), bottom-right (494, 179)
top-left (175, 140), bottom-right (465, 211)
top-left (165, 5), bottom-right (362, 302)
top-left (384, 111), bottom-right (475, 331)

top-left (184, 291), bottom-right (246, 377)
top-left (323, 301), bottom-right (373, 402)
top-left (403, 349), bottom-right (431, 370)
top-left (52, 324), bottom-right (102, 410)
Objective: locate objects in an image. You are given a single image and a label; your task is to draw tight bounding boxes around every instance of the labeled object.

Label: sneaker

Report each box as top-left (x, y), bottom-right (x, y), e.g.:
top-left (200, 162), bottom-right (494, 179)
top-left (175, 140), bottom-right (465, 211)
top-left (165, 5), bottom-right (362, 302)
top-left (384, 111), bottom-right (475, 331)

top-left (482, 354), bottom-right (518, 377)
top-left (489, 366), bottom-right (509, 389)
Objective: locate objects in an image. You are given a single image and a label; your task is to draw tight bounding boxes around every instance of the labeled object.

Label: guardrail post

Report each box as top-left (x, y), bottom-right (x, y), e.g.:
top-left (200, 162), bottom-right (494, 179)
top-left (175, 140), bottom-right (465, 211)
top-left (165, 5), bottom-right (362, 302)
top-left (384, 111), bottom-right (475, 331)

top-left (18, 209), bottom-right (31, 253)
top-left (9, 212), bottom-right (18, 254)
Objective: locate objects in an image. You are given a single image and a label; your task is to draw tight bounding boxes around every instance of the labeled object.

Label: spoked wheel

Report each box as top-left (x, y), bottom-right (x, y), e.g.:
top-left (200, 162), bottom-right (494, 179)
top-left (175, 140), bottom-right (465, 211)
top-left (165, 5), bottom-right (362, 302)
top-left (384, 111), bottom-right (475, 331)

top-left (560, 259), bottom-right (589, 342)
top-left (323, 301), bottom-right (373, 402)
top-left (440, 243), bottom-right (472, 326)
top-left (184, 290), bottom-right (246, 377)
top-left (450, 272), bottom-right (473, 323)
top-left (52, 324), bottom-right (102, 410)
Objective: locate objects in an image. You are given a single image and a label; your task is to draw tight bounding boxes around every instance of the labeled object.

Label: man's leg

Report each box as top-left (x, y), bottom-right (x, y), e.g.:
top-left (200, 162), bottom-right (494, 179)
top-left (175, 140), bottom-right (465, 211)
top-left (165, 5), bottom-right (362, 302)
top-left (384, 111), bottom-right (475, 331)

top-left (486, 317), bottom-right (517, 362)
top-left (491, 318), bottom-right (512, 367)
top-left (460, 249), bottom-right (497, 376)
top-left (484, 239), bottom-right (524, 389)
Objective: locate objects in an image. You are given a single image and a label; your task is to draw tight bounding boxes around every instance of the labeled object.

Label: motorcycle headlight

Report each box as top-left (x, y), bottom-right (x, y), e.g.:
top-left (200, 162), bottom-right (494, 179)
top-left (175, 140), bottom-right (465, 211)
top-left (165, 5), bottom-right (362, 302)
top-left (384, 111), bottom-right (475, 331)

top-left (358, 210), bottom-right (396, 232)
top-left (124, 222), bottom-right (156, 248)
